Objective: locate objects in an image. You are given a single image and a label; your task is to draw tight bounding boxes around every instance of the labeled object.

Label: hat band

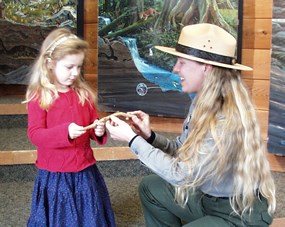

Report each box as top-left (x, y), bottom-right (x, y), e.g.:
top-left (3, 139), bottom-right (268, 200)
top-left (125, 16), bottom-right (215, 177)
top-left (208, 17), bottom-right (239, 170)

top-left (176, 44), bottom-right (236, 65)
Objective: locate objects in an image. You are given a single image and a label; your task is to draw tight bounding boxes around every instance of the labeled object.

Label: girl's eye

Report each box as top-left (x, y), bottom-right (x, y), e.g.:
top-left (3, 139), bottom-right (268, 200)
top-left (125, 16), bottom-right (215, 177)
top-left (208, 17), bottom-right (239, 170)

top-left (66, 66), bottom-right (73, 70)
top-left (65, 65), bottom-right (82, 70)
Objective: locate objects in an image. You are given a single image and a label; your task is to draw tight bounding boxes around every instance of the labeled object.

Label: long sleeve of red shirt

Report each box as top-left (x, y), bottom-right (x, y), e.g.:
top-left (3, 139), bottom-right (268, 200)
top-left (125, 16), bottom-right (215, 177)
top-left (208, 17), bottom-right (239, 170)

top-left (27, 89), bottom-right (107, 172)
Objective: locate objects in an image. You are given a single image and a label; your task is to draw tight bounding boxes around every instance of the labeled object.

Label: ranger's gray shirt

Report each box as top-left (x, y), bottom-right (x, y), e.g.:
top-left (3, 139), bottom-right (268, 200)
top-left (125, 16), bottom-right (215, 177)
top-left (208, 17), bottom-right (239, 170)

top-left (130, 103), bottom-right (234, 197)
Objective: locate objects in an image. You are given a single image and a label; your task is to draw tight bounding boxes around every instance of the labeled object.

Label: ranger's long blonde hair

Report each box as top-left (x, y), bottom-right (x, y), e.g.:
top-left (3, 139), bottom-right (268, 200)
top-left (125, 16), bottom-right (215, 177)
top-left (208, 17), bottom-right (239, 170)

top-left (174, 67), bottom-right (276, 216)
top-left (23, 28), bottom-right (96, 110)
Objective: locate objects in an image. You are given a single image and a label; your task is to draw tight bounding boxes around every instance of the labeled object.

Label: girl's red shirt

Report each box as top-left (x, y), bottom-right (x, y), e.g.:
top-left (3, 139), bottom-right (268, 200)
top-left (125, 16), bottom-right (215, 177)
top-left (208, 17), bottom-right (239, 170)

top-left (27, 89), bottom-right (107, 172)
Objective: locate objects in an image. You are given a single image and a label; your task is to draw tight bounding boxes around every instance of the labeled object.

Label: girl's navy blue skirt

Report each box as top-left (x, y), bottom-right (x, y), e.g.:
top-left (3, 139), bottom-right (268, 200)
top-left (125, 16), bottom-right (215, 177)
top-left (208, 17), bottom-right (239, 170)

top-left (27, 164), bottom-right (116, 227)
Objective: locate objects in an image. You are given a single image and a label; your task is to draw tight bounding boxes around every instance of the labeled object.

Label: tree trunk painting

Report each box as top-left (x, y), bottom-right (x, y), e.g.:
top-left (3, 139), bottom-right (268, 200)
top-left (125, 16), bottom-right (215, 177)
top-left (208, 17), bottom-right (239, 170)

top-left (166, 0), bottom-right (235, 35)
top-left (98, 0), bottom-right (240, 118)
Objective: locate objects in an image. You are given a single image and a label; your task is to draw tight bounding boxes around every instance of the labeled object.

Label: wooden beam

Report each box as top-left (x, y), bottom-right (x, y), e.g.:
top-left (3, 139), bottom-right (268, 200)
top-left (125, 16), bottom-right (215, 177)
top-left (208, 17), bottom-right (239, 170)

top-left (0, 148), bottom-right (284, 173)
top-left (84, 0), bottom-right (98, 24)
top-left (241, 49), bottom-right (271, 80)
top-left (0, 147), bottom-right (136, 165)
top-left (267, 153), bottom-right (285, 173)
top-left (243, 79), bottom-right (270, 111)
top-left (256, 110), bottom-right (269, 139)
top-left (0, 104), bottom-right (27, 115)
top-left (242, 19), bottom-right (272, 49)
top-left (84, 23), bottom-right (98, 49)
top-left (85, 49), bottom-right (98, 74)
top-left (243, 0), bottom-right (273, 19)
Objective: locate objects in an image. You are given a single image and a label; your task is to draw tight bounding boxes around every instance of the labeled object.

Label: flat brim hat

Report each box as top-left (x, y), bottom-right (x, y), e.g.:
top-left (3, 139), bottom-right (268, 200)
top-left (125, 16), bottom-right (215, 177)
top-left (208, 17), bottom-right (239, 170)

top-left (155, 23), bottom-right (252, 71)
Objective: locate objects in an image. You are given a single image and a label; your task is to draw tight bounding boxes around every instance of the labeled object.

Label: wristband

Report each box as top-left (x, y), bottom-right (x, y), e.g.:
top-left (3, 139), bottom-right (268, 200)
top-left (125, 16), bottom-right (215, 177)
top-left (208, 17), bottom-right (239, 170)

top-left (146, 130), bottom-right (156, 144)
top-left (128, 134), bottom-right (139, 147)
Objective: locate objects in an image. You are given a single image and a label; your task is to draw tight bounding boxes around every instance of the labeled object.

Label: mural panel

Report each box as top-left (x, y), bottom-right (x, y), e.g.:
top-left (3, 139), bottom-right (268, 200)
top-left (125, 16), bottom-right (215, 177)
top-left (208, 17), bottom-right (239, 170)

top-left (268, 0), bottom-right (285, 155)
top-left (0, 0), bottom-right (83, 89)
top-left (98, 0), bottom-right (243, 118)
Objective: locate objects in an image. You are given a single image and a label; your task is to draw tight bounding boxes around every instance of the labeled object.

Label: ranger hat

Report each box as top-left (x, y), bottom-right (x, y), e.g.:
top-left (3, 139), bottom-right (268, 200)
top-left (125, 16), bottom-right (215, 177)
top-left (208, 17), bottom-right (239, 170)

top-left (155, 23), bottom-right (252, 71)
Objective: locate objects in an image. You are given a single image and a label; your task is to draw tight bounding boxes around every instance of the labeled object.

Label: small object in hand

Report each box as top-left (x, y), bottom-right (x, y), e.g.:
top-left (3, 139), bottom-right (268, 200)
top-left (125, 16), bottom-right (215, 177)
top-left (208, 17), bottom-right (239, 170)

top-left (83, 112), bottom-right (132, 130)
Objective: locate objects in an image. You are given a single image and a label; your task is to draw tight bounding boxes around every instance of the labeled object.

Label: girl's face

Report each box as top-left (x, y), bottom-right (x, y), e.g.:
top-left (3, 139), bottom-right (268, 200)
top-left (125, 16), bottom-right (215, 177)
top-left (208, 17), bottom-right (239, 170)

top-left (172, 57), bottom-right (207, 94)
top-left (52, 52), bottom-right (85, 92)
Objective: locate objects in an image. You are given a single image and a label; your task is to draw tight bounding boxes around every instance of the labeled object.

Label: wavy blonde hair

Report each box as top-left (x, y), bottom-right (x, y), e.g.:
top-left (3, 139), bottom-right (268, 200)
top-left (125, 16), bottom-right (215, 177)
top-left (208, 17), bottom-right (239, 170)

top-left (23, 28), bottom-right (96, 110)
top-left (174, 67), bottom-right (276, 216)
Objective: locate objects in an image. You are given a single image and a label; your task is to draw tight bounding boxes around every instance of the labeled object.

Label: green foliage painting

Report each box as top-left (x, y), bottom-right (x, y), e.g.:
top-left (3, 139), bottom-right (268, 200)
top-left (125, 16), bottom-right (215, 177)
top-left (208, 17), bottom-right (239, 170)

top-left (0, 0), bottom-right (82, 86)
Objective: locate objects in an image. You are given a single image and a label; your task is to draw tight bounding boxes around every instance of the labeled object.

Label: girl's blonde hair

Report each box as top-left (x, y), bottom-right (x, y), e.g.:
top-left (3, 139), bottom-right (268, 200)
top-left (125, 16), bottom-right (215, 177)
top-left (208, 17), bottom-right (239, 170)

top-left (23, 28), bottom-right (96, 110)
top-left (174, 67), bottom-right (276, 216)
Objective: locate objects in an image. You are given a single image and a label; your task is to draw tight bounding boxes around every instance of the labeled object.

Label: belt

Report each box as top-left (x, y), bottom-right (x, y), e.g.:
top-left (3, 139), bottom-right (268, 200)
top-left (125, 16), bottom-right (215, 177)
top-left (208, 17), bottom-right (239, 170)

top-left (203, 189), bottom-right (259, 200)
top-left (203, 193), bottom-right (229, 200)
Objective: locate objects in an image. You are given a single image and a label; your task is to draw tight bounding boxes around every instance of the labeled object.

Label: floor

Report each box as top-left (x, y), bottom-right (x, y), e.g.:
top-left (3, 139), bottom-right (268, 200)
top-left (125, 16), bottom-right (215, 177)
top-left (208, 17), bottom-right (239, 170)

top-left (0, 161), bottom-right (285, 227)
top-left (0, 115), bottom-right (284, 226)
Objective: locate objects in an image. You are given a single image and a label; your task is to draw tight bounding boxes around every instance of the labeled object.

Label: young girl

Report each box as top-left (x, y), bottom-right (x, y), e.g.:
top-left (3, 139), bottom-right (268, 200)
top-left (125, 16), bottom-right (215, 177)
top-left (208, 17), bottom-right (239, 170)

top-left (24, 28), bottom-right (116, 226)
top-left (106, 23), bottom-right (276, 226)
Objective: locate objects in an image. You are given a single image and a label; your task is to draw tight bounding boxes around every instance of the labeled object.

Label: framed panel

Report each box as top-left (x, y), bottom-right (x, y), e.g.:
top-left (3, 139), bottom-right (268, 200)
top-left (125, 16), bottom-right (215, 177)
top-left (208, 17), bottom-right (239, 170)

top-left (0, 0), bottom-right (84, 95)
top-left (98, 0), bottom-right (243, 118)
top-left (268, 0), bottom-right (285, 155)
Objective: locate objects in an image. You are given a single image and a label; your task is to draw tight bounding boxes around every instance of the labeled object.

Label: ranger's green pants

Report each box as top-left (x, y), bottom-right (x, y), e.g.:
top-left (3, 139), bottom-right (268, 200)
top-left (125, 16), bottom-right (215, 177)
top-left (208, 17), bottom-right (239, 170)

top-left (138, 174), bottom-right (273, 227)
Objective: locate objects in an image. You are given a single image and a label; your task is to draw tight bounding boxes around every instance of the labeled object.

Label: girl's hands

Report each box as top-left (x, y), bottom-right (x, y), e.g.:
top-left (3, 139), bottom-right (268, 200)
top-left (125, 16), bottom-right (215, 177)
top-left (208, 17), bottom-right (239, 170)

top-left (68, 123), bottom-right (86, 139)
top-left (68, 110), bottom-right (151, 141)
top-left (94, 120), bottom-right (106, 137)
top-left (68, 120), bottom-right (106, 139)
